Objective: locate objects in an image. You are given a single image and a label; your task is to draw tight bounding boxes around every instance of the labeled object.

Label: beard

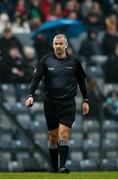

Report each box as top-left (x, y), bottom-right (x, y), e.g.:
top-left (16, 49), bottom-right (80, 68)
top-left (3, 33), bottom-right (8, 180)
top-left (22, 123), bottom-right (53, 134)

top-left (54, 47), bottom-right (66, 58)
top-left (55, 48), bottom-right (63, 55)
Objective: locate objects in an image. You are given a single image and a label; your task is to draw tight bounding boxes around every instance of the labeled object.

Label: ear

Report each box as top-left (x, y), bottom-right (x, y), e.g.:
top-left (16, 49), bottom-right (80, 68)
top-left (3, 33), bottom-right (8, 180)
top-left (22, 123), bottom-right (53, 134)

top-left (52, 41), bottom-right (54, 48)
top-left (65, 42), bottom-right (68, 49)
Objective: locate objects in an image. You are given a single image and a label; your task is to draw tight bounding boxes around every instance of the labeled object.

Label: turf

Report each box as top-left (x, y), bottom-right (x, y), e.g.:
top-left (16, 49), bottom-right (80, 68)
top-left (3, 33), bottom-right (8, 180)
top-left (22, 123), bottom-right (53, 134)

top-left (0, 172), bottom-right (118, 179)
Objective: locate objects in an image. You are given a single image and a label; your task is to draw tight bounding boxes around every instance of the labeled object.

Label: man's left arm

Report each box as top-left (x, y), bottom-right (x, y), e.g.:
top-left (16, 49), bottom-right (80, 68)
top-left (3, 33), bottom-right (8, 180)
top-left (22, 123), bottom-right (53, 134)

top-left (77, 78), bottom-right (89, 115)
top-left (75, 60), bottom-right (89, 115)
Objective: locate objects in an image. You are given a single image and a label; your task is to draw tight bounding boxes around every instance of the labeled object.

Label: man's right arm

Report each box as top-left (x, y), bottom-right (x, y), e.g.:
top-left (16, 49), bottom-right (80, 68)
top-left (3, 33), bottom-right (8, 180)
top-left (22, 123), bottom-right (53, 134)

top-left (25, 58), bottom-right (46, 107)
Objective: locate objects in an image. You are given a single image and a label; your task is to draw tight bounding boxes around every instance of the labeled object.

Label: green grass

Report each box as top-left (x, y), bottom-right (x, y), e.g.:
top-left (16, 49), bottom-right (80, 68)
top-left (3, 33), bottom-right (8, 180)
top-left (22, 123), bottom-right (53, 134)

top-left (0, 172), bottom-right (118, 179)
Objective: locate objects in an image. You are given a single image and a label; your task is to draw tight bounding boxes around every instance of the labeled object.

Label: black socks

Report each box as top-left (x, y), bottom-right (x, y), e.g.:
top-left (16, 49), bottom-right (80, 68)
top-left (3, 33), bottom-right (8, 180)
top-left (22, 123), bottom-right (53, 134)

top-left (59, 139), bottom-right (69, 168)
top-left (48, 140), bottom-right (69, 171)
top-left (48, 142), bottom-right (58, 171)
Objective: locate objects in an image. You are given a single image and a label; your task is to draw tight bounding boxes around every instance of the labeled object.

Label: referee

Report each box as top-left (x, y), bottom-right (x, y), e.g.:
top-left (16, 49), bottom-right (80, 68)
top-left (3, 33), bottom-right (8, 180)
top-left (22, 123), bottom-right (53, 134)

top-left (25, 34), bottom-right (89, 173)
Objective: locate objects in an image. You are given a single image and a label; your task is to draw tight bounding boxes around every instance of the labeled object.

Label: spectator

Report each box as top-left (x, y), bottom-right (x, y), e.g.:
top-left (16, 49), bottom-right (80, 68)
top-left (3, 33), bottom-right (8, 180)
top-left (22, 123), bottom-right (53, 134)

top-left (1, 46), bottom-right (28, 102)
top-left (68, 11), bottom-right (78, 20)
top-left (46, 3), bottom-right (63, 21)
top-left (40, 0), bottom-right (53, 21)
top-left (23, 46), bottom-right (37, 82)
top-left (30, 17), bottom-right (42, 31)
top-left (1, 47), bottom-right (25, 83)
top-left (0, 13), bottom-right (11, 33)
top-left (111, 3), bottom-right (118, 18)
top-left (86, 12), bottom-right (104, 32)
top-left (12, 13), bottom-right (30, 33)
top-left (90, 1), bottom-right (104, 27)
top-left (80, 0), bottom-right (92, 19)
top-left (91, 1), bottom-right (102, 15)
top-left (15, 0), bottom-right (28, 17)
top-left (0, 27), bottom-right (25, 60)
top-left (104, 91), bottom-right (118, 119)
top-left (87, 78), bottom-right (104, 118)
top-left (103, 43), bottom-right (118, 83)
top-left (34, 34), bottom-right (52, 59)
top-left (63, 0), bottom-right (80, 18)
top-left (29, 0), bottom-right (43, 22)
top-left (99, 0), bottom-right (118, 16)
top-left (24, 46), bottom-right (37, 68)
top-left (79, 28), bottom-right (103, 61)
top-left (0, 0), bottom-right (15, 21)
top-left (102, 14), bottom-right (118, 56)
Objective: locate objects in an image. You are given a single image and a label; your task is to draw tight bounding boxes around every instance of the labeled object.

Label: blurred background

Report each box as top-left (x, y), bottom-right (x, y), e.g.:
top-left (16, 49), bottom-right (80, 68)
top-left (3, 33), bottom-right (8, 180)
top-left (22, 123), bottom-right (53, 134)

top-left (1, 0), bottom-right (118, 172)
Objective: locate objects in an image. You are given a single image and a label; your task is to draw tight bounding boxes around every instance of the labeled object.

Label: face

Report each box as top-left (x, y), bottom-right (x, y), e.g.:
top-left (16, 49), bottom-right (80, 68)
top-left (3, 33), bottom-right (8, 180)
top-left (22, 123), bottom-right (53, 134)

top-left (4, 31), bottom-right (12, 39)
top-left (53, 37), bottom-right (68, 55)
top-left (112, 92), bottom-right (117, 101)
top-left (26, 52), bottom-right (34, 60)
top-left (9, 48), bottom-right (18, 58)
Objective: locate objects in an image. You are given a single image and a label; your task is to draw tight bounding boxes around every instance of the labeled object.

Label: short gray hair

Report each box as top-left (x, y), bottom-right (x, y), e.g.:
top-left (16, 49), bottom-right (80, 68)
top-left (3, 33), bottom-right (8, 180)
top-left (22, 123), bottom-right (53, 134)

top-left (53, 34), bottom-right (68, 45)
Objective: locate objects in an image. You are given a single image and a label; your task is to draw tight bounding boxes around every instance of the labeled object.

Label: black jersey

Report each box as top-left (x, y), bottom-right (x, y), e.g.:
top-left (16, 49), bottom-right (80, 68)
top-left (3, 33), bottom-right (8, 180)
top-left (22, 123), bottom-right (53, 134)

top-left (29, 52), bottom-right (87, 100)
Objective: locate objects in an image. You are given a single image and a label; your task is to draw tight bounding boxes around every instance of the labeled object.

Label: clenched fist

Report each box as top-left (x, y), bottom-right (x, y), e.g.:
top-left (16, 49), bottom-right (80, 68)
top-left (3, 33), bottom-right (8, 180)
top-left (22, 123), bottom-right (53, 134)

top-left (82, 102), bottom-right (89, 115)
top-left (25, 96), bottom-right (34, 107)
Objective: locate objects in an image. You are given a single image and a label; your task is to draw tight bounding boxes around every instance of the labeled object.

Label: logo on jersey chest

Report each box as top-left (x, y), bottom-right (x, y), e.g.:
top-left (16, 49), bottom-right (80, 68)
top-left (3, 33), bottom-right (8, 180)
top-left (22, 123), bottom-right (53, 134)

top-left (48, 66), bottom-right (73, 71)
top-left (66, 67), bottom-right (73, 69)
top-left (48, 67), bottom-right (54, 70)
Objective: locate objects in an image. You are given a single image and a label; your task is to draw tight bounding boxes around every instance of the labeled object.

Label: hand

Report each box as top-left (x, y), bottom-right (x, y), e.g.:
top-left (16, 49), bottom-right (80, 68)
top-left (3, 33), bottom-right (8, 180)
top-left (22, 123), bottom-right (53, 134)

top-left (82, 102), bottom-right (89, 115)
top-left (12, 68), bottom-right (24, 77)
top-left (25, 97), bottom-right (34, 107)
top-left (17, 70), bottom-right (24, 77)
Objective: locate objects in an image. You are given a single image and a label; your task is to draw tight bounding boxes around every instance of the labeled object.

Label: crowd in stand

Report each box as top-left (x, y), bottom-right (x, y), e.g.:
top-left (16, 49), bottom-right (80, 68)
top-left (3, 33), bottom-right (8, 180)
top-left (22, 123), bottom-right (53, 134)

top-left (0, 0), bottom-right (118, 82)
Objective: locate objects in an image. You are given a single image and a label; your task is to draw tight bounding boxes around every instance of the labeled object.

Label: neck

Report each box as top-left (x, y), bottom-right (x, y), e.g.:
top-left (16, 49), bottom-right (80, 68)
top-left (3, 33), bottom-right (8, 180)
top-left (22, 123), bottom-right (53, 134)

top-left (55, 52), bottom-right (66, 59)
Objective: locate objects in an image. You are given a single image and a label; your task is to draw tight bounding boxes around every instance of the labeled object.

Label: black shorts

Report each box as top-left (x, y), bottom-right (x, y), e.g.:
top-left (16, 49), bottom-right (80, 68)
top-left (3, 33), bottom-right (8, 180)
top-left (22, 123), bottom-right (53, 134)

top-left (44, 96), bottom-right (76, 130)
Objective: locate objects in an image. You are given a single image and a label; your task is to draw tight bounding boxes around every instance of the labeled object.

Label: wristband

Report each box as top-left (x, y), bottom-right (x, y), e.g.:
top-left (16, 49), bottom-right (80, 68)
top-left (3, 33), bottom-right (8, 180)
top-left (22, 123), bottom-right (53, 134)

top-left (83, 99), bottom-right (89, 103)
top-left (26, 94), bottom-right (33, 99)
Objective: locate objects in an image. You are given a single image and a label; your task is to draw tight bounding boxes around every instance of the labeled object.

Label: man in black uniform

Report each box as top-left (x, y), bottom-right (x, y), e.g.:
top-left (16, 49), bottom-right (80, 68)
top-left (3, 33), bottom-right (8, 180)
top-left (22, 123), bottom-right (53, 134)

top-left (25, 34), bottom-right (89, 173)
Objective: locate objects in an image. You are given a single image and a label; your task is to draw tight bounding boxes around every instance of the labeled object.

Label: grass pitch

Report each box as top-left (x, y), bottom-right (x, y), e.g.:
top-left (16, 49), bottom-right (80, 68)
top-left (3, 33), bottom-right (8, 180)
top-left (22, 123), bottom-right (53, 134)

top-left (0, 171), bottom-right (118, 179)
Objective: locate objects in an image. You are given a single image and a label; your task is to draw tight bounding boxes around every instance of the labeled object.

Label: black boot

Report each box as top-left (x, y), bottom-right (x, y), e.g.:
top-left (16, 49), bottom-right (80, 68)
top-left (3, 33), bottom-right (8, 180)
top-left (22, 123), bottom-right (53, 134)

top-left (59, 140), bottom-right (70, 173)
top-left (59, 167), bottom-right (70, 173)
